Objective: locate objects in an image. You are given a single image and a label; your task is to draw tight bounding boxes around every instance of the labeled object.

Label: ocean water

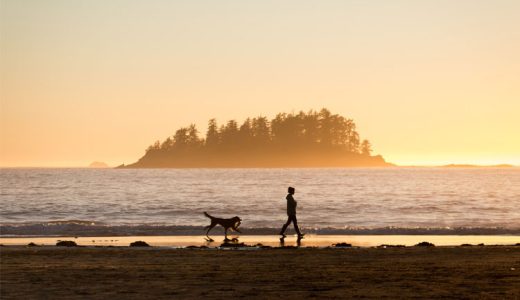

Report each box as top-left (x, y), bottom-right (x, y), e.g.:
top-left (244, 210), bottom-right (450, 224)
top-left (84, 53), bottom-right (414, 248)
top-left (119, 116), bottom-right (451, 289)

top-left (1, 168), bottom-right (519, 236)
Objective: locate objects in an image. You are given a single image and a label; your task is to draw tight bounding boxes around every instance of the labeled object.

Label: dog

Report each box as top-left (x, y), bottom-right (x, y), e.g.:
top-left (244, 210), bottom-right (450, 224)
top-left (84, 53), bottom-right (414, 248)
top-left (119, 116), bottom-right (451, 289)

top-left (203, 212), bottom-right (242, 242)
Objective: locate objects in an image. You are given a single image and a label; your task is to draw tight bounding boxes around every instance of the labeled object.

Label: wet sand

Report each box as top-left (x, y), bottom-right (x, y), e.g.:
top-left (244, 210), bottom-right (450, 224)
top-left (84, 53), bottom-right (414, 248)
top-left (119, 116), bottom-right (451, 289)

top-left (1, 234), bottom-right (519, 247)
top-left (1, 246), bottom-right (519, 299)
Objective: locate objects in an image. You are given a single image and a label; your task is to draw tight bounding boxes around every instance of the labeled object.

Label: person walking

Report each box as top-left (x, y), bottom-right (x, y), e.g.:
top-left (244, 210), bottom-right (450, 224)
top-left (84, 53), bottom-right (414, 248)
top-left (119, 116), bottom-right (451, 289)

top-left (279, 186), bottom-right (304, 239)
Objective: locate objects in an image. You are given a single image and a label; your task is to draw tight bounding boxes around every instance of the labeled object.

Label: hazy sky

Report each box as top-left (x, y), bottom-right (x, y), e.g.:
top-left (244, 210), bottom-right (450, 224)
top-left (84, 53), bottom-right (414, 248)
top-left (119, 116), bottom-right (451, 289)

top-left (1, 0), bottom-right (519, 167)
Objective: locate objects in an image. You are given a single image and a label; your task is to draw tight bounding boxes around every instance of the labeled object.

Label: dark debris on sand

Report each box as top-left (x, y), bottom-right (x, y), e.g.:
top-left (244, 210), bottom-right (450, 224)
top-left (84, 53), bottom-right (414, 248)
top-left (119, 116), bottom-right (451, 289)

top-left (378, 244), bottom-right (406, 248)
top-left (332, 242), bottom-right (352, 248)
top-left (129, 241), bottom-right (150, 247)
top-left (185, 245), bottom-right (208, 249)
top-left (218, 239), bottom-right (277, 249)
top-left (415, 241), bottom-right (435, 247)
top-left (56, 241), bottom-right (77, 247)
top-left (219, 242), bottom-right (251, 248)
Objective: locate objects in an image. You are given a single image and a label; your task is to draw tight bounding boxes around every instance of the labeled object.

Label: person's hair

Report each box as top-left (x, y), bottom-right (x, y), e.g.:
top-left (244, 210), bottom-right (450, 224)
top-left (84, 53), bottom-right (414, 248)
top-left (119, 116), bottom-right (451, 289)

top-left (288, 186), bottom-right (295, 194)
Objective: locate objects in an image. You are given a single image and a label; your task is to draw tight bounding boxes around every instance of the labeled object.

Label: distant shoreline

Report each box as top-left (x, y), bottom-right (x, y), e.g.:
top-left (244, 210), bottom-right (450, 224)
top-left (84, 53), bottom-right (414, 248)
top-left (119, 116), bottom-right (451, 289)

top-left (4, 164), bottom-right (519, 169)
top-left (439, 163), bottom-right (515, 168)
top-left (120, 153), bottom-right (394, 168)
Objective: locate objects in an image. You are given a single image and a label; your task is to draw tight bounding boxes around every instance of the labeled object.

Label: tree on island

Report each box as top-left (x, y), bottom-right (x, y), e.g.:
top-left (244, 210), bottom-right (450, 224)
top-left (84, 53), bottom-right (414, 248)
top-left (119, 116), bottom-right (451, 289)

top-left (125, 108), bottom-right (391, 168)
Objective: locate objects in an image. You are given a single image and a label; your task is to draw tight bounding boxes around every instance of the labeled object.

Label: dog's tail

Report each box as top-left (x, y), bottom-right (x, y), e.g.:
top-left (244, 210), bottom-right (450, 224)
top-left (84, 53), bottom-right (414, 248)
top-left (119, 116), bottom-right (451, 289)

top-left (203, 212), bottom-right (214, 219)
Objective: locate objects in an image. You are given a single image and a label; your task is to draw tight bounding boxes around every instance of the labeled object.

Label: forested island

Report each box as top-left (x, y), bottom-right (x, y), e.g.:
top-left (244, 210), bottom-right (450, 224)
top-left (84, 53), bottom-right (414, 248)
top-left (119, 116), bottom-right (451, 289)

top-left (122, 109), bottom-right (392, 168)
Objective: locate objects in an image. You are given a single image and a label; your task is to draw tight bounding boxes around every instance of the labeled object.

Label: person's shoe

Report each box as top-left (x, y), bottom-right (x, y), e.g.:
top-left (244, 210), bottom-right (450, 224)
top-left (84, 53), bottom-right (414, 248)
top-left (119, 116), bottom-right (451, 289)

top-left (297, 234), bottom-right (305, 239)
top-left (280, 234), bottom-right (287, 238)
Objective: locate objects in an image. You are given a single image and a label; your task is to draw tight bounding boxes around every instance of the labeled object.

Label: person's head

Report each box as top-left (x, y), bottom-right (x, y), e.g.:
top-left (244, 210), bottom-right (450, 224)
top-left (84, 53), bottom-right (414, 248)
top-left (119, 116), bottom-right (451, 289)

top-left (288, 186), bottom-right (295, 194)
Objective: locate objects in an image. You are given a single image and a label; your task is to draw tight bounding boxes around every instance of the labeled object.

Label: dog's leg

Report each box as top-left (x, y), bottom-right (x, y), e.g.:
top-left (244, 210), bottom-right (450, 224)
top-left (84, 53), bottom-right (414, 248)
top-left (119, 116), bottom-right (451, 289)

top-left (205, 223), bottom-right (216, 242)
top-left (224, 228), bottom-right (230, 241)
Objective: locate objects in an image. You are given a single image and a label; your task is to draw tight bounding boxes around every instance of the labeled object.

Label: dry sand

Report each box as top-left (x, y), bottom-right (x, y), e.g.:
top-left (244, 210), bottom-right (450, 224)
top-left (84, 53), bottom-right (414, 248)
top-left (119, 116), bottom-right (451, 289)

top-left (1, 246), bottom-right (519, 299)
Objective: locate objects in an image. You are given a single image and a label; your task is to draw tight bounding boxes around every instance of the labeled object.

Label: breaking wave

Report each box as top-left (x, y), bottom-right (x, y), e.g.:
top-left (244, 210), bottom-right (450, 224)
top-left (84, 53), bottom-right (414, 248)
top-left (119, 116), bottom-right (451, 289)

top-left (1, 221), bottom-right (519, 237)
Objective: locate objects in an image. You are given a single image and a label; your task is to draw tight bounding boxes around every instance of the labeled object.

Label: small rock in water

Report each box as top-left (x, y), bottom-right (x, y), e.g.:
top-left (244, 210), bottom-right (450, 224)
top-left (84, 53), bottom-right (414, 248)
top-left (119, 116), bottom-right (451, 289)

top-left (333, 242), bottom-right (352, 248)
top-left (27, 242), bottom-right (39, 247)
top-left (56, 240), bottom-right (77, 247)
top-left (415, 241), bottom-right (435, 247)
top-left (460, 244), bottom-right (473, 247)
top-left (129, 241), bottom-right (150, 247)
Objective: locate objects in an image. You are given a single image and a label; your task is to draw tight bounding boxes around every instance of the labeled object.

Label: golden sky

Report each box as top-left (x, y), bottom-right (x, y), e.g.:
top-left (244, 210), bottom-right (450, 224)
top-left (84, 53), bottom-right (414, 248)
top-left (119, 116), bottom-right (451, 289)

top-left (1, 0), bottom-right (519, 167)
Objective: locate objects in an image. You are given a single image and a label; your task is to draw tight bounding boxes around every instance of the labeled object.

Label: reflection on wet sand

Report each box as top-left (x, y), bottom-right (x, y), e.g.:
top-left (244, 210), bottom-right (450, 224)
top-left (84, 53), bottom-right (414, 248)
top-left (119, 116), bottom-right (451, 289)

top-left (1, 235), bottom-right (518, 247)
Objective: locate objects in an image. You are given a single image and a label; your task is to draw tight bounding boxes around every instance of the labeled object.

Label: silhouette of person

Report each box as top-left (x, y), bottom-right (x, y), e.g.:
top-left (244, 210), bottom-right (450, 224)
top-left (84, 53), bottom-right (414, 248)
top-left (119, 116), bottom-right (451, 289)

top-left (279, 186), bottom-right (304, 239)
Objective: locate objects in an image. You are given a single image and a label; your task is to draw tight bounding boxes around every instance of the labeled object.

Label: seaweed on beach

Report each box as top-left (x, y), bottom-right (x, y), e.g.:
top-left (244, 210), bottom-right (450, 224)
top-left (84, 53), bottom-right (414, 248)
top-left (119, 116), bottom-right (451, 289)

top-left (129, 241), bottom-right (150, 247)
top-left (332, 242), bottom-right (352, 248)
top-left (415, 241), bottom-right (435, 247)
top-left (186, 245), bottom-right (208, 249)
top-left (219, 242), bottom-right (252, 248)
top-left (56, 240), bottom-right (77, 247)
top-left (377, 244), bottom-right (406, 248)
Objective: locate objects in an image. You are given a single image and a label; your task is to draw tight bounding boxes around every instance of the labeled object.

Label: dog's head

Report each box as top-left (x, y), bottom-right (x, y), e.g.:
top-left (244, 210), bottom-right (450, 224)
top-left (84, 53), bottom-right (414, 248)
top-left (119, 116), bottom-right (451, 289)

top-left (232, 216), bottom-right (242, 228)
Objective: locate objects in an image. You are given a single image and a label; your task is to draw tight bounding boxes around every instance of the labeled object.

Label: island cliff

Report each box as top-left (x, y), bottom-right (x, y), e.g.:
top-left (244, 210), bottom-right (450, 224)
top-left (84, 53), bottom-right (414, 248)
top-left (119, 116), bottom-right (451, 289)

top-left (122, 108), bottom-right (392, 168)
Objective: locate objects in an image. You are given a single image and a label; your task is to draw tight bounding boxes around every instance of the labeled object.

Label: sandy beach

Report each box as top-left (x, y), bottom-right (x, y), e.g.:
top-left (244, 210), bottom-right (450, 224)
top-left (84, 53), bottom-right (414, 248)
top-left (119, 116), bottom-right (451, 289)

top-left (2, 234), bottom-right (519, 247)
top-left (1, 245), bottom-right (519, 299)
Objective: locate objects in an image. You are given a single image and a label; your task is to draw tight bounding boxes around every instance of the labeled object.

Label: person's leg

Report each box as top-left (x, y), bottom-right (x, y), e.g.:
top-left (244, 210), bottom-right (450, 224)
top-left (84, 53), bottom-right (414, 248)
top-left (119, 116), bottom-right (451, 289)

top-left (279, 216), bottom-right (292, 235)
top-left (291, 215), bottom-right (302, 236)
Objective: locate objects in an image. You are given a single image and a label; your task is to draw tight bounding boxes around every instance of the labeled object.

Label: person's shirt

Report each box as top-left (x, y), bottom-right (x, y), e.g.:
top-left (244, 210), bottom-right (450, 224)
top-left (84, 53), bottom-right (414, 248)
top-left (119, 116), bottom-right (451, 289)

top-left (286, 193), bottom-right (297, 216)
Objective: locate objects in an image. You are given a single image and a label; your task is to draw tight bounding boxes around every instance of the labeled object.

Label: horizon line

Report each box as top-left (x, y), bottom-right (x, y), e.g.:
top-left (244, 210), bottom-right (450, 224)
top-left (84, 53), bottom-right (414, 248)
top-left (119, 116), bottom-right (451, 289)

top-left (0, 164), bottom-right (518, 169)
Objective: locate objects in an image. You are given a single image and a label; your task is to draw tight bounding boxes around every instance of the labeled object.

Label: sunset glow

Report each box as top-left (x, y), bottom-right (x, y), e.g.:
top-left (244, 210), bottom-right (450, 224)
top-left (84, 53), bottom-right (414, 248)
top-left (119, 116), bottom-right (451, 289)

top-left (1, 0), bottom-right (519, 167)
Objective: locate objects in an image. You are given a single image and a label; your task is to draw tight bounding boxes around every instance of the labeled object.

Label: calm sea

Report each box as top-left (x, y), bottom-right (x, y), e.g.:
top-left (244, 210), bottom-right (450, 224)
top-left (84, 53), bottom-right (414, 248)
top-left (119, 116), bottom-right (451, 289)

top-left (1, 168), bottom-right (519, 236)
